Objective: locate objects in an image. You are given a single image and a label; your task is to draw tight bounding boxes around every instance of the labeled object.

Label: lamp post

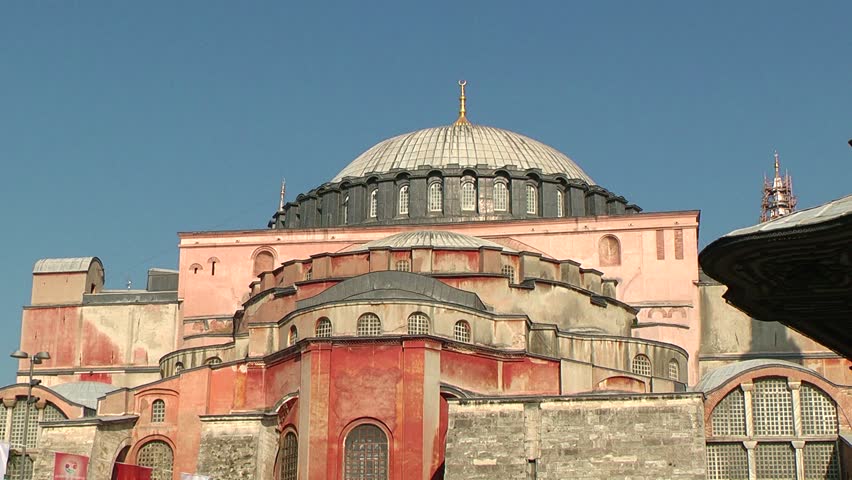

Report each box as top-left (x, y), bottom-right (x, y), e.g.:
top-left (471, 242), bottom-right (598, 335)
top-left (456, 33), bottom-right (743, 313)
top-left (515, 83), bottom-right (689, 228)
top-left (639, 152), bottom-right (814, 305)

top-left (9, 350), bottom-right (49, 480)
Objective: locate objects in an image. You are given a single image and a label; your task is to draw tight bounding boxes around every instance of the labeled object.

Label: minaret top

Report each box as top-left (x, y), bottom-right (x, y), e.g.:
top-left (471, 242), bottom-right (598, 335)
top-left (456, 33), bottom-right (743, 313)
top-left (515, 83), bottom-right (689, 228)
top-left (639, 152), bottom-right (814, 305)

top-left (760, 151), bottom-right (796, 222)
top-left (453, 80), bottom-right (471, 126)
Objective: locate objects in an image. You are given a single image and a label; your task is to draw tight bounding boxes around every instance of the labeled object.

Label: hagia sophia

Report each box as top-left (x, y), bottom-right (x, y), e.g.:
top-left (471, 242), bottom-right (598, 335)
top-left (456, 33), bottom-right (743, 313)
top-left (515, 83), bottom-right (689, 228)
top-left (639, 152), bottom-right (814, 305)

top-left (3, 83), bottom-right (850, 480)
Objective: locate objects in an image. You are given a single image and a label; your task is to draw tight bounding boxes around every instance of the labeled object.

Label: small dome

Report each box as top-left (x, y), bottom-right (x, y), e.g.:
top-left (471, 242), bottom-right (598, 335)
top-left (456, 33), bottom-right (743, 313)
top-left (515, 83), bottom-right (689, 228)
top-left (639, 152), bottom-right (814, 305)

top-left (354, 230), bottom-right (515, 252)
top-left (331, 124), bottom-right (594, 184)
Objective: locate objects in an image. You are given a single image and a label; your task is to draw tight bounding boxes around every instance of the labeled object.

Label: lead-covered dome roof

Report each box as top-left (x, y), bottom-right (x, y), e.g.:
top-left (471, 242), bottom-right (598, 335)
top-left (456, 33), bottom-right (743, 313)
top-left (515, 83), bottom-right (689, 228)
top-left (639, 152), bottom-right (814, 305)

top-left (331, 123), bottom-right (594, 184)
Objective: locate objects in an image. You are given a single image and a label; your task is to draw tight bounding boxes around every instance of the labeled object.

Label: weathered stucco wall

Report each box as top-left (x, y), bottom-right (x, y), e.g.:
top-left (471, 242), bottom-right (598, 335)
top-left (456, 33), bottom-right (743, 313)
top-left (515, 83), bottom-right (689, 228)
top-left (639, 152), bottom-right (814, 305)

top-left (444, 394), bottom-right (707, 480)
top-left (34, 423), bottom-right (99, 480)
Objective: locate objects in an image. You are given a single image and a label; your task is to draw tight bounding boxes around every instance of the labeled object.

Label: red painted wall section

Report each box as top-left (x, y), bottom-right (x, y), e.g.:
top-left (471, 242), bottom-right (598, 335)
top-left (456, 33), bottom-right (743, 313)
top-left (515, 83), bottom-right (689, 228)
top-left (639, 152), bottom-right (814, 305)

top-left (80, 372), bottom-right (112, 384)
top-left (329, 253), bottom-right (369, 277)
top-left (433, 251), bottom-right (479, 273)
top-left (207, 365), bottom-right (239, 414)
top-left (501, 357), bottom-right (560, 395)
top-left (440, 350), bottom-right (500, 394)
top-left (80, 319), bottom-right (122, 366)
top-left (262, 356), bottom-right (301, 410)
top-left (21, 306), bottom-right (79, 371)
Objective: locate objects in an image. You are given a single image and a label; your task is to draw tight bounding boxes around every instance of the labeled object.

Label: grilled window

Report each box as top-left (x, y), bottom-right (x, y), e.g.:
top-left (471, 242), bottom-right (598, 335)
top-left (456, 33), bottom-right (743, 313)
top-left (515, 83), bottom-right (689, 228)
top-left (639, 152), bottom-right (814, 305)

top-left (344, 424), bottom-right (388, 480)
top-left (668, 359), bottom-right (680, 381)
top-left (804, 442), bottom-right (840, 480)
top-left (494, 181), bottom-right (509, 212)
top-left (631, 354), bottom-right (652, 377)
top-left (454, 321), bottom-right (471, 343)
top-left (305, 267), bottom-right (313, 280)
top-left (137, 440), bottom-right (174, 480)
top-left (755, 442), bottom-right (796, 479)
top-left (407, 313), bottom-right (429, 335)
top-left (43, 402), bottom-right (68, 422)
top-left (398, 186), bottom-right (409, 215)
top-left (461, 181), bottom-right (476, 211)
top-left (801, 384), bottom-right (838, 435)
top-left (205, 357), bottom-right (222, 366)
top-left (428, 182), bottom-right (443, 212)
top-left (711, 387), bottom-right (746, 436)
top-left (10, 397), bottom-right (38, 449)
top-left (395, 260), bottom-right (410, 272)
top-left (7, 454), bottom-right (33, 480)
top-left (316, 318), bottom-right (332, 338)
top-left (369, 190), bottom-right (378, 218)
top-left (705, 443), bottom-right (748, 480)
top-left (753, 378), bottom-right (794, 436)
top-left (151, 400), bottom-right (165, 423)
top-left (280, 432), bottom-right (298, 480)
top-left (357, 313), bottom-right (382, 336)
top-left (289, 326), bottom-right (298, 346)
top-left (526, 184), bottom-right (538, 214)
top-left (501, 265), bottom-right (515, 283)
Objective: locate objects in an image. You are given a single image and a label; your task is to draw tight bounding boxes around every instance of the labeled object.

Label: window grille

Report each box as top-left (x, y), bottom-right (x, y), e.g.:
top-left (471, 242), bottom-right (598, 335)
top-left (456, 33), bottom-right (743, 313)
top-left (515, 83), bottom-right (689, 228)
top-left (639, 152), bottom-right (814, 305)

top-left (429, 182), bottom-right (443, 212)
top-left (494, 181), bottom-right (509, 212)
top-left (7, 453), bottom-right (33, 480)
top-left (344, 424), bottom-right (388, 480)
top-left (631, 354), bottom-right (652, 377)
top-left (136, 440), bottom-right (174, 480)
top-left (801, 384), bottom-right (838, 436)
top-left (316, 318), bottom-right (332, 338)
top-left (395, 260), bottom-right (410, 272)
top-left (398, 186), bottom-right (409, 215)
top-left (461, 181), bottom-right (476, 211)
top-left (0, 403), bottom-right (7, 440)
top-left (151, 399), bottom-right (165, 423)
top-left (10, 397), bottom-right (38, 449)
top-left (454, 321), bottom-right (471, 343)
top-left (289, 326), bottom-right (299, 346)
top-left (501, 265), bottom-right (515, 283)
top-left (668, 359), bottom-right (680, 381)
top-left (755, 442), bottom-right (795, 479)
top-left (42, 404), bottom-right (66, 423)
top-left (205, 357), bottom-right (222, 366)
top-left (711, 387), bottom-right (746, 437)
top-left (526, 184), bottom-right (537, 214)
top-left (803, 442), bottom-right (840, 480)
top-left (357, 313), bottom-right (382, 336)
top-left (369, 190), bottom-right (378, 218)
top-left (407, 313), bottom-right (429, 335)
top-left (280, 432), bottom-right (298, 480)
top-left (753, 379), bottom-right (794, 436)
top-left (556, 190), bottom-right (564, 217)
top-left (706, 443), bottom-right (749, 480)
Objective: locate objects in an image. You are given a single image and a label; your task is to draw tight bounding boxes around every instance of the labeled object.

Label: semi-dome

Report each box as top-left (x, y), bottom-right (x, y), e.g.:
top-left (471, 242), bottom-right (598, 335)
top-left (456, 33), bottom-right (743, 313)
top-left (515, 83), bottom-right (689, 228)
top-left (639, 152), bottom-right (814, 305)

top-left (331, 123), bottom-right (594, 184)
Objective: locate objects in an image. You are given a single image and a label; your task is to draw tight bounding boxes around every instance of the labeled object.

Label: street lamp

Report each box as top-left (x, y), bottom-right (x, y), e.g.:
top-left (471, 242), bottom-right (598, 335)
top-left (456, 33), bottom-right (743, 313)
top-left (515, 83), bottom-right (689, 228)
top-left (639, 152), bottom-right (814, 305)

top-left (9, 350), bottom-right (49, 480)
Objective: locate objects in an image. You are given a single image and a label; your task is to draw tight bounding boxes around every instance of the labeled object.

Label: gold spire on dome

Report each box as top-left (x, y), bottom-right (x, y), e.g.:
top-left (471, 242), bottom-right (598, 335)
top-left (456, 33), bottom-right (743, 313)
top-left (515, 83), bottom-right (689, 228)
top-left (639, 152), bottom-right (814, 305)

top-left (454, 80), bottom-right (471, 126)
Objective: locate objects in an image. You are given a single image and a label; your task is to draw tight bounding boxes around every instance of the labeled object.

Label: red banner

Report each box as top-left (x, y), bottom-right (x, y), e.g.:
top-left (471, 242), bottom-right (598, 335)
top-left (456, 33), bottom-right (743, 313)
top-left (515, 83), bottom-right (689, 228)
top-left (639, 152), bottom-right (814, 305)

top-left (53, 452), bottom-right (89, 480)
top-left (114, 463), bottom-right (153, 480)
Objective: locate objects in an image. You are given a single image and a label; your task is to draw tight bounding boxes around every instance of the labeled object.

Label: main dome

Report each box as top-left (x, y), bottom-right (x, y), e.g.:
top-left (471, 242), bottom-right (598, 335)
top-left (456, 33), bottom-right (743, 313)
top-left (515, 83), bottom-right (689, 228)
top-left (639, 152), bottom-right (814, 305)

top-left (331, 123), bottom-right (595, 184)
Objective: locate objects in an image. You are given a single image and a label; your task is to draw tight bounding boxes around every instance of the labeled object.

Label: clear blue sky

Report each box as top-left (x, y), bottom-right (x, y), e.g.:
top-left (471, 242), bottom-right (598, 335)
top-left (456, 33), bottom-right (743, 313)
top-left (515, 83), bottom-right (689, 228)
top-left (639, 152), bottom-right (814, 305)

top-left (1, 2), bottom-right (850, 382)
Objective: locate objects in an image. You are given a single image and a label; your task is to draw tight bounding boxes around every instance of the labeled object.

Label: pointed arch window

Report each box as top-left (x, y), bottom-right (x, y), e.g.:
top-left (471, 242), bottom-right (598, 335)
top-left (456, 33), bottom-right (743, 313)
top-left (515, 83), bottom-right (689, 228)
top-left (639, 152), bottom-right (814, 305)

top-left (344, 424), bottom-right (388, 480)
top-left (428, 182), bottom-right (443, 212)
top-left (461, 180), bottom-right (476, 211)
top-left (494, 181), bottom-right (509, 212)
top-left (369, 189), bottom-right (378, 218)
top-left (280, 431), bottom-right (298, 480)
top-left (398, 185), bottom-right (409, 215)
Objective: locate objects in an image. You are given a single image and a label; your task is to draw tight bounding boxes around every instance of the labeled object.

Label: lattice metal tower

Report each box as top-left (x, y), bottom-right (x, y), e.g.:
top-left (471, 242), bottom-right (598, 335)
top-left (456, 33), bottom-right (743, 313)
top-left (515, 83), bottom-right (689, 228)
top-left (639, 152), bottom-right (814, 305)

top-left (760, 151), bottom-right (796, 222)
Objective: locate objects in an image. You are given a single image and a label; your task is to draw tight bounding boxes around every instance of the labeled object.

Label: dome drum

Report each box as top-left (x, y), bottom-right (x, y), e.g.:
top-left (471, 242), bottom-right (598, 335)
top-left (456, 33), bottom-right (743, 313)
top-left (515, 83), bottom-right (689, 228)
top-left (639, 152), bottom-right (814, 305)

top-left (269, 166), bottom-right (640, 229)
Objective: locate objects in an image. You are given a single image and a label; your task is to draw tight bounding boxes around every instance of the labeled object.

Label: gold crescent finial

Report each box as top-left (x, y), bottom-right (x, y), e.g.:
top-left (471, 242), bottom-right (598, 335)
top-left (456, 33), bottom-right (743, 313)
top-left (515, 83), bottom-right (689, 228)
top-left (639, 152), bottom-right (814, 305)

top-left (454, 80), bottom-right (470, 126)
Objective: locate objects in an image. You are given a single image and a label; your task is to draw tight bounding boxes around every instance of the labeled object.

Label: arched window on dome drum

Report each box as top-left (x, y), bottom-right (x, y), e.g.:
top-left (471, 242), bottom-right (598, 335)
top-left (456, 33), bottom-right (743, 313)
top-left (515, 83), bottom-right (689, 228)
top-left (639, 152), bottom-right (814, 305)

top-left (494, 181), bottom-right (509, 212)
top-left (357, 313), bottom-right (382, 336)
top-left (288, 326), bottom-right (298, 346)
top-left (556, 190), bottom-right (565, 218)
top-left (407, 313), bottom-right (430, 335)
top-left (668, 359), bottom-right (680, 381)
top-left (151, 399), bottom-right (165, 423)
top-left (279, 431), bottom-right (298, 480)
top-left (369, 189), bottom-right (378, 218)
top-left (395, 260), bottom-right (410, 272)
top-left (454, 320), bottom-right (471, 343)
top-left (428, 181), bottom-right (443, 212)
top-left (137, 440), bottom-right (174, 480)
top-left (205, 356), bottom-right (222, 366)
top-left (526, 184), bottom-right (538, 215)
top-left (461, 179), bottom-right (476, 211)
top-left (342, 195), bottom-right (349, 225)
top-left (344, 424), bottom-right (388, 480)
top-left (398, 185), bottom-right (409, 215)
top-left (315, 318), bottom-right (332, 338)
top-left (174, 362), bottom-right (184, 374)
top-left (631, 354), bottom-right (651, 376)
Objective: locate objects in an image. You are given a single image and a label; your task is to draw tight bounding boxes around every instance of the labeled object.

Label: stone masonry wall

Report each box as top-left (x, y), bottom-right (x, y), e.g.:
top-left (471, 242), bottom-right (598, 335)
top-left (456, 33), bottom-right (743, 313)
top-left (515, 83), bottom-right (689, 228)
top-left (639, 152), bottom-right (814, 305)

top-left (196, 415), bottom-right (278, 480)
top-left (445, 394), bottom-right (707, 480)
top-left (33, 423), bottom-right (98, 480)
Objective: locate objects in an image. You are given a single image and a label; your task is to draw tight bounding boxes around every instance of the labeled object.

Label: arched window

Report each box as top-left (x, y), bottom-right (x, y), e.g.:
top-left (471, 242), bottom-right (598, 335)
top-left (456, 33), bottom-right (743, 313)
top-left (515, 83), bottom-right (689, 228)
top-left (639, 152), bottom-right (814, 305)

top-left (526, 184), bottom-right (538, 215)
top-left (398, 185), bottom-right (409, 215)
top-left (280, 431), bottom-right (298, 480)
top-left (205, 357), bottom-right (222, 366)
top-left (461, 180), bottom-right (476, 211)
top-left (357, 313), bottom-right (382, 336)
top-left (494, 181), bottom-right (509, 212)
top-left (631, 354), bottom-right (651, 376)
top-left (315, 318), bottom-right (332, 338)
top-left (174, 362), bottom-right (184, 374)
top-left (10, 396), bottom-right (38, 449)
top-left (556, 190), bottom-right (565, 218)
top-left (369, 189), bottom-right (378, 218)
top-left (454, 320), bottom-right (471, 343)
top-left (395, 260), bottom-right (410, 272)
top-left (207, 257), bottom-right (220, 276)
top-left (428, 182), bottom-right (443, 212)
top-left (136, 440), bottom-right (174, 480)
top-left (151, 399), bottom-right (165, 423)
top-left (42, 403), bottom-right (67, 423)
top-left (342, 195), bottom-right (349, 225)
top-left (288, 326), bottom-right (298, 346)
top-left (407, 313), bottom-right (430, 335)
top-left (706, 379), bottom-right (841, 480)
top-left (344, 424), bottom-right (388, 480)
top-left (189, 263), bottom-right (203, 274)
top-left (305, 266), bottom-right (313, 281)
top-left (599, 235), bottom-right (622, 266)
top-left (668, 359), bottom-right (680, 381)
top-left (501, 265), bottom-right (515, 283)
top-left (253, 250), bottom-right (275, 276)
